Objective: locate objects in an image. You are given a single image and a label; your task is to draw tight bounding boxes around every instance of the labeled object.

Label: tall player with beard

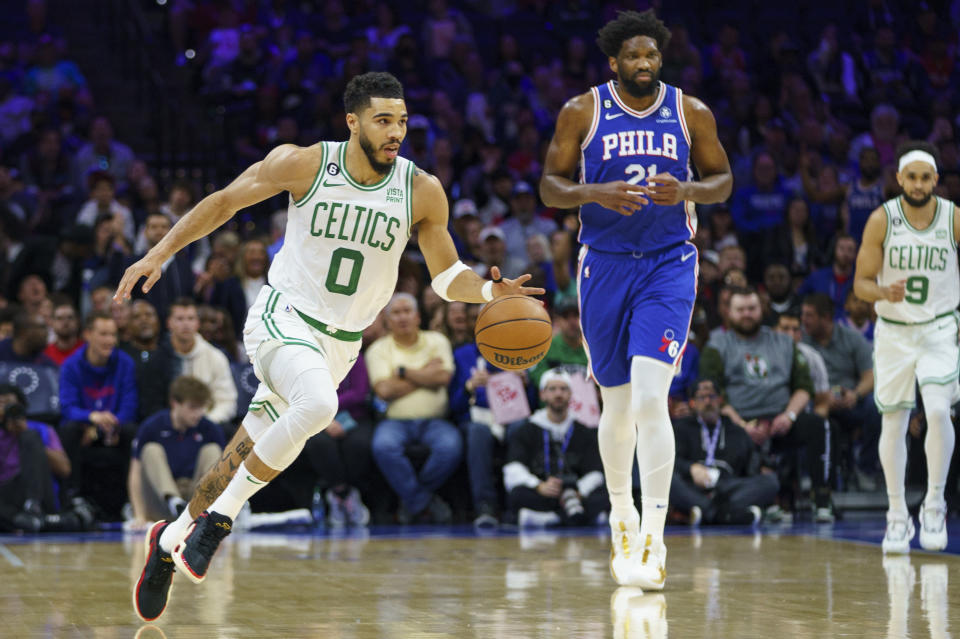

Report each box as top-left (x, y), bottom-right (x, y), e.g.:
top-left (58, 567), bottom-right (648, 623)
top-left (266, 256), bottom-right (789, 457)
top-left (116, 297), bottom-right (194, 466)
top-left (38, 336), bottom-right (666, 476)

top-left (854, 141), bottom-right (959, 554)
top-left (117, 72), bottom-right (543, 621)
top-left (540, 10), bottom-right (732, 589)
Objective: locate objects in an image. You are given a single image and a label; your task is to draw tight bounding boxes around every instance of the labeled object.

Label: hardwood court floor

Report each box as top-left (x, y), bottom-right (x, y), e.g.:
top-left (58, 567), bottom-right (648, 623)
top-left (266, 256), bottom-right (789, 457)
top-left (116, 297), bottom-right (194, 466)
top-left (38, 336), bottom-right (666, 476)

top-left (0, 521), bottom-right (958, 638)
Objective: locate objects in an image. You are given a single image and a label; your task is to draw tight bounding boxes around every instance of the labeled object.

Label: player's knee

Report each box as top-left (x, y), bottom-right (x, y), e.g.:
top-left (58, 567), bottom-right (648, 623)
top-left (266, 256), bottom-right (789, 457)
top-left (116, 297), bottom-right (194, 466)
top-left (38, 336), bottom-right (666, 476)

top-left (286, 375), bottom-right (338, 439)
top-left (289, 393), bottom-right (337, 437)
top-left (925, 404), bottom-right (951, 429)
top-left (630, 384), bottom-right (665, 419)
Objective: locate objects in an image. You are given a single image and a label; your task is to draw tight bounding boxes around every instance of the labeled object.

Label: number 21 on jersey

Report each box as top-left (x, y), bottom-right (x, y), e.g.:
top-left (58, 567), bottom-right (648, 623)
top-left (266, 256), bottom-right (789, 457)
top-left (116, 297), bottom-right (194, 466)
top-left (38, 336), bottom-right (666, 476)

top-left (625, 163), bottom-right (658, 185)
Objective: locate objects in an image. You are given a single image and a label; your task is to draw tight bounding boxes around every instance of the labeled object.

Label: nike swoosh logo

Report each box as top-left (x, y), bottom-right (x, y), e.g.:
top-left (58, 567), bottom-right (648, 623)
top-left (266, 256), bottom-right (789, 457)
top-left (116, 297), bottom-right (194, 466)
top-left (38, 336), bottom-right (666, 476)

top-left (323, 180), bottom-right (345, 187)
top-left (605, 112), bottom-right (624, 120)
top-left (681, 251), bottom-right (696, 262)
top-left (245, 475), bottom-right (265, 485)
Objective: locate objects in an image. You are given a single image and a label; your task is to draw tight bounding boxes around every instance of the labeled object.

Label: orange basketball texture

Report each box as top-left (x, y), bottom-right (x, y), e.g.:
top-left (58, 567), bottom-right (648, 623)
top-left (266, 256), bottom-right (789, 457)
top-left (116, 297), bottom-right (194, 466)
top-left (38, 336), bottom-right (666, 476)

top-left (475, 295), bottom-right (553, 370)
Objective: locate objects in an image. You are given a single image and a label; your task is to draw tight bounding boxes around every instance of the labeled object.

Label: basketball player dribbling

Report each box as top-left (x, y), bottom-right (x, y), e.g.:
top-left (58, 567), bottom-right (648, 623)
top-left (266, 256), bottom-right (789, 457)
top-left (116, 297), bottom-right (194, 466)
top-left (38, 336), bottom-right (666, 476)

top-left (540, 10), bottom-right (732, 589)
top-left (116, 72), bottom-right (543, 622)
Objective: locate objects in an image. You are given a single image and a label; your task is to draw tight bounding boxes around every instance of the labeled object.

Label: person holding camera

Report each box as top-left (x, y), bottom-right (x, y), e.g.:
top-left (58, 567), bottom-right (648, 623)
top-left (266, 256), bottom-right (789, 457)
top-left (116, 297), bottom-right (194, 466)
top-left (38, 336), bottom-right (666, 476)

top-left (0, 385), bottom-right (93, 532)
top-left (503, 369), bottom-right (607, 527)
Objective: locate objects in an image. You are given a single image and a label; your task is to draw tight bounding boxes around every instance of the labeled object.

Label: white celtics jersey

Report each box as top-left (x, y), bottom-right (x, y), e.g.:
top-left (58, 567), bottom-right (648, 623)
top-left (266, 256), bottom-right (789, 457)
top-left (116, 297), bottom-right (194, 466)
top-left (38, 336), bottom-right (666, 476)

top-left (875, 195), bottom-right (959, 323)
top-left (269, 141), bottom-right (414, 332)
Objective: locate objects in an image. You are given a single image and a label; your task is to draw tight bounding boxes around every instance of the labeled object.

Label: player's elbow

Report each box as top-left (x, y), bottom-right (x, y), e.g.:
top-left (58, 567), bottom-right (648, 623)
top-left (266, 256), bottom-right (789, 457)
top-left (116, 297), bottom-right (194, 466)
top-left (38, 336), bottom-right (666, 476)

top-left (538, 176), bottom-right (561, 207)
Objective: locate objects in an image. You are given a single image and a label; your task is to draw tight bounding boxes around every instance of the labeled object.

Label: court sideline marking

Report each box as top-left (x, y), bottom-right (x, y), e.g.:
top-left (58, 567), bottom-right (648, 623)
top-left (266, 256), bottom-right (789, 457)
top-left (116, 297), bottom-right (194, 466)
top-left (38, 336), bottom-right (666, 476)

top-left (0, 542), bottom-right (24, 567)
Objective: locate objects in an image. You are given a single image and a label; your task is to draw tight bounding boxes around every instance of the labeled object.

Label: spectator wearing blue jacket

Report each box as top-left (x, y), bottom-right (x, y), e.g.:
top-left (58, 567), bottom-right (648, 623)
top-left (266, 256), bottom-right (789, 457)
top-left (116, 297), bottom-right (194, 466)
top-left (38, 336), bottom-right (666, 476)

top-left (795, 235), bottom-right (857, 320)
top-left (450, 339), bottom-right (524, 528)
top-left (58, 310), bottom-right (138, 519)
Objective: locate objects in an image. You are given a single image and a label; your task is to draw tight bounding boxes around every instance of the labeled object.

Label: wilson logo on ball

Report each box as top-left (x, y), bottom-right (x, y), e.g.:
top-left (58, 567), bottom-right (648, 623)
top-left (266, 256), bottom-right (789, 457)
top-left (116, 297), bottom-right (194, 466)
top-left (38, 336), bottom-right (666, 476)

top-left (492, 351), bottom-right (546, 367)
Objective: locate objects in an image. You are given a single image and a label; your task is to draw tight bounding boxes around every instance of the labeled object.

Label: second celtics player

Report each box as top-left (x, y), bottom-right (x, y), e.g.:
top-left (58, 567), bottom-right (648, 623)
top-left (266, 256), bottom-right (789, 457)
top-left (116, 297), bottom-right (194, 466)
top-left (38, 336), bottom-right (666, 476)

top-left (854, 141), bottom-right (958, 555)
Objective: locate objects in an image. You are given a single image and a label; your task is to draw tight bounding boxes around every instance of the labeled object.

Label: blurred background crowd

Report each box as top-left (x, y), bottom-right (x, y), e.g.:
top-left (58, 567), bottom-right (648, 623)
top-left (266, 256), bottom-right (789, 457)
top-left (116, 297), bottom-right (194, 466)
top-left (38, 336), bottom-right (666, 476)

top-left (1, 0), bottom-right (959, 532)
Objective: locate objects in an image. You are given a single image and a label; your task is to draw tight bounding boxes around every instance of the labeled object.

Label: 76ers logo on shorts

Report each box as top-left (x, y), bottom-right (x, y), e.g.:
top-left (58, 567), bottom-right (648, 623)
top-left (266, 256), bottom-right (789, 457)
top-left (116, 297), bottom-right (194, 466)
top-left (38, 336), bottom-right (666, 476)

top-left (658, 329), bottom-right (680, 358)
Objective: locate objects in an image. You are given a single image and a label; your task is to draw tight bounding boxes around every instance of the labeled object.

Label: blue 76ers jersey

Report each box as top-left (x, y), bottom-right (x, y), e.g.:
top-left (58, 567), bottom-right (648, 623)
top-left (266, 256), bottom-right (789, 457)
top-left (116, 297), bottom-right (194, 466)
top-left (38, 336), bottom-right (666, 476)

top-left (578, 81), bottom-right (696, 253)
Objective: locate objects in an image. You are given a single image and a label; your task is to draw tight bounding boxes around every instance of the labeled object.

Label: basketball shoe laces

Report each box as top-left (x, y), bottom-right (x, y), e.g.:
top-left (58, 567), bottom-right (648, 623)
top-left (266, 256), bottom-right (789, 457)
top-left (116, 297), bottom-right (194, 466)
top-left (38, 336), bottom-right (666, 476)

top-left (147, 552), bottom-right (175, 587)
top-left (195, 517), bottom-right (231, 559)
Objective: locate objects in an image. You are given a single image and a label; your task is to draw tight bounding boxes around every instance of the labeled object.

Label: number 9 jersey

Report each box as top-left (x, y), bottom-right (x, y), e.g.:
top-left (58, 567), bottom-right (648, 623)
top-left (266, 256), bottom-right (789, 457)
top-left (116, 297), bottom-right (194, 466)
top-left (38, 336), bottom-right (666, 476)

top-left (269, 140), bottom-right (414, 333)
top-left (578, 81), bottom-right (695, 253)
top-left (875, 195), bottom-right (959, 324)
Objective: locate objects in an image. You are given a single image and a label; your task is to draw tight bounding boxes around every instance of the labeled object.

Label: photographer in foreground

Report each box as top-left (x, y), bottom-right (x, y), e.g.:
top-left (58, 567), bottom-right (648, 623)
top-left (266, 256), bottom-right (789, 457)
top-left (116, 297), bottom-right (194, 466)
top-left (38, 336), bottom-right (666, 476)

top-left (503, 369), bottom-right (607, 527)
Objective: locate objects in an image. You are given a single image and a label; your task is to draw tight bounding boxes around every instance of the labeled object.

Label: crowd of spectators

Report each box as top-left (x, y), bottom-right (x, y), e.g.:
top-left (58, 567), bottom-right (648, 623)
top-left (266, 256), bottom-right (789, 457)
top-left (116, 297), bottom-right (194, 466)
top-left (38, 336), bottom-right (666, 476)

top-left (1, 1), bottom-right (960, 531)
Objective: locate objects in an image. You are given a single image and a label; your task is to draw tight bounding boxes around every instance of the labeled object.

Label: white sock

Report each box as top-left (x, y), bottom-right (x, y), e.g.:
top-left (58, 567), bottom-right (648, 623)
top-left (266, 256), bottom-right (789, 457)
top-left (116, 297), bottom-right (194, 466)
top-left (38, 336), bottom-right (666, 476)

top-left (920, 385), bottom-right (956, 507)
top-left (879, 409), bottom-right (910, 518)
top-left (598, 383), bottom-right (637, 520)
top-left (208, 461), bottom-right (269, 520)
top-left (160, 507), bottom-right (196, 553)
top-left (640, 496), bottom-right (668, 543)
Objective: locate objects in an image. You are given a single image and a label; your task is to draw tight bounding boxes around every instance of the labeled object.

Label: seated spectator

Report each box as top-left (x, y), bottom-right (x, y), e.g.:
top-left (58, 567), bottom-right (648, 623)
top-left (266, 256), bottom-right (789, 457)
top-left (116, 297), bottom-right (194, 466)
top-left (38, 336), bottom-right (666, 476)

top-left (700, 287), bottom-right (834, 521)
top-left (237, 239), bottom-right (269, 311)
top-left (528, 299), bottom-right (588, 393)
top-left (58, 311), bottom-right (138, 519)
top-left (839, 289), bottom-right (875, 344)
top-left (432, 300), bottom-right (472, 351)
top-left (774, 312), bottom-right (832, 419)
top-left (0, 309), bottom-right (56, 366)
top-left (167, 297), bottom-right (237, 425)
top-left (449, 327), bottom-right (522, 528)
top-left (367, 293), bottom-right (462, 524)
top-left (120, 299), bottom-right (176, 421)
top-left (193, 253), bottom-right (247, 338)
top-left (499, 181), bottom-right (557, 265)
top-left (731, 151), bottom-right (791, 277)
top-left (15, 273), bottom-right (49, 317)
top-left (127, 376), bottom-right (224, 524)
top-left (43, 298), bottom-right (83, 366)
top-left (0, 390), bottom-right (93, 532)
top-left (763, 197), bottom-right (824, 283)
top-left (73, 116), bottom-right (135, 193)
top-left (671, 379), bottom-right (778, 525)
top-left (75, 171), bottom-right (135, 246)
top-left (110, 212), bottom-right (193, 323)
top-left (801, 293), bottom-right (881, 487)
top-left (477, 226), bottom-right (526, 280)
top-left (503, 369), bottom-right (606, 527)
top-left (796, 235), bottom-right (858, 320)
top-left (761, 262), bottom-right (801, 322)
top-left (197, 304), bottom-right (241, 362)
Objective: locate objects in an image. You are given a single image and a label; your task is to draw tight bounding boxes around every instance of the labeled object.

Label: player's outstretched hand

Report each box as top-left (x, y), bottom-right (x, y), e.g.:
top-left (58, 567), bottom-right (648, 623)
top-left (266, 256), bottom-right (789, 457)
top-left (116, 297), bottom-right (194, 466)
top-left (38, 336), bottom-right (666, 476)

top-left (591, 180), bottom-right (649, 216)
top-left (113, 252), bottom-right (167, 302)
top-left (645, 172), bottom-right (688, 206)
top-left (490, 266), bottom-right (546, 299)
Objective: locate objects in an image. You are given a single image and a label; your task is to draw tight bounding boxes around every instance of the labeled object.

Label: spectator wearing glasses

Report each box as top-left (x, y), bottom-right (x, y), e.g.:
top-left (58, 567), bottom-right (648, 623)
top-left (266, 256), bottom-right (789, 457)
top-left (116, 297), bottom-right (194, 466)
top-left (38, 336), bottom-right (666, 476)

top-left (671, 379), bottom-right (778, 525)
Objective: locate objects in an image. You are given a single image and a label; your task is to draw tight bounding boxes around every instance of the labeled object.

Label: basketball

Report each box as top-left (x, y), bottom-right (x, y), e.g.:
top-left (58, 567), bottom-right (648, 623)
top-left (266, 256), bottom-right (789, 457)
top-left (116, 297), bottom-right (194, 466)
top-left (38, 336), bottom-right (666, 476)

top-left (474, 294), bottom-right (553, 370)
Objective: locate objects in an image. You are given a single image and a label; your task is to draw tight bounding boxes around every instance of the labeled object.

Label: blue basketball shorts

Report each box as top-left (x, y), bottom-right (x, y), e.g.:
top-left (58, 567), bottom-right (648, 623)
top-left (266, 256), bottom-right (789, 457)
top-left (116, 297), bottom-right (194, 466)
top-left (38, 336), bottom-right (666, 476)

top-left (577, 242), bottom-right (698, 387)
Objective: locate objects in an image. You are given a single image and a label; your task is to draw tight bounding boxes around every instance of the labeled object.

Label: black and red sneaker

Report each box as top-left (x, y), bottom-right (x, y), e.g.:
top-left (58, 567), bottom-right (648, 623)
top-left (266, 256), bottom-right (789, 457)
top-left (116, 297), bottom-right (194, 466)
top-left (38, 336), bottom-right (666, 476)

top-left (171, 511), bottom-right (233, 584)
top-left (133, 521), bottom-right (176, 622)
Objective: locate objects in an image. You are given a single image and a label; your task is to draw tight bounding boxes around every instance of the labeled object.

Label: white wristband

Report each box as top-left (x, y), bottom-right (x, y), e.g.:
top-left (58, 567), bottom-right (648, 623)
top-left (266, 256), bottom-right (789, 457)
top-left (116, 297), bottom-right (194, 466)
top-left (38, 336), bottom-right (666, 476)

top-left (481, 280), bottom-right (494, 302)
